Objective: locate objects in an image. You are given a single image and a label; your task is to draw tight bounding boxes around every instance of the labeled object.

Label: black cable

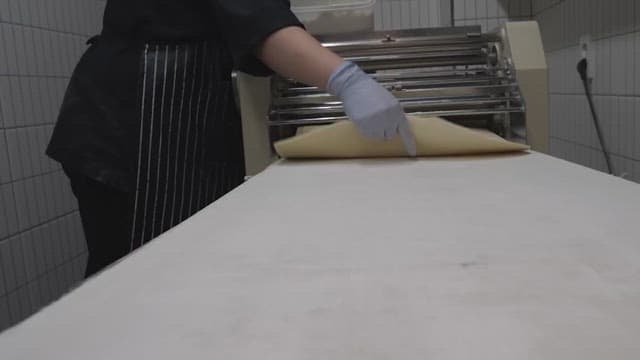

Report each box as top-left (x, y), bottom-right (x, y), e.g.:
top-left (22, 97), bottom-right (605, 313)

top-left (577, 58), bottom-right (614, 175)
top-left (450, 0), bottom-right (455, 27)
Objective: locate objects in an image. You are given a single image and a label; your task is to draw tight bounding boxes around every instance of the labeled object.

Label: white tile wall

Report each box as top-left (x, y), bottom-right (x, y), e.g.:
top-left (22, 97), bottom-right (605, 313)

top-left (536, 0), bottom-right (640, 181)
top-left (453, 0), bottom-right (532, 31)
top-left (0, 0), bottom-right (104, 332)
top-left (375, 0), bottom-right (448, 30)
top-left (375, 0), bottom-right (638, 180)
top-left (374, 1), bottom-right (533, 32)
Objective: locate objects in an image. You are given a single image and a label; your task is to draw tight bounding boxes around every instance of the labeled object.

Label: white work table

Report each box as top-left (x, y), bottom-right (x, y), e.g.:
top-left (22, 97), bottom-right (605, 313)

top-left (2, 153), bottom-right (640, 359)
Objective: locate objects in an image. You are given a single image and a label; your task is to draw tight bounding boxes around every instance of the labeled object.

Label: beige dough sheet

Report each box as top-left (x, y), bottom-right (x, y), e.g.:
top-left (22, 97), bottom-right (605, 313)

top-left (275, 116), bottom-right (530, 159)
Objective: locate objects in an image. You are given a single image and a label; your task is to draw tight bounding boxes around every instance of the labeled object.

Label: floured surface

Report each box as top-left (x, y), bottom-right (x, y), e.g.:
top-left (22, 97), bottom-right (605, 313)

top-left (275, 116), bottom-right (529, 158)
top-left (2, 153), bottom-right (640, 360)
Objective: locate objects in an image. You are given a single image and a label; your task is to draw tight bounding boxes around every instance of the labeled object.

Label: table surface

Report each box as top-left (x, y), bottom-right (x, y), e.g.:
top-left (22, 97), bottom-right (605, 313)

top-left (2, 153), bottom-right (640, 360)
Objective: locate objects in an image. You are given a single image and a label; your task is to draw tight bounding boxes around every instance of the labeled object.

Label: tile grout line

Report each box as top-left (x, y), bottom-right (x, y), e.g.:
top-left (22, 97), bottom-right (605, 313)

top-left (550, 136), bottom-right (640, 162)
top-left (533, 0), bottom-right (566, 17)
top-left (10, 22), bottom-right (34, 142)
top-left (540, 15), bottom-right (640, 52)
top-left (0, 245), bottom-right (12, 310)
top-left (0, 20), bottom-right (93, 38)
top-left (549, 92), bottom-right (640, 98)
top-left (2, 251), bottom-right (88, 322)
top-left (0, 210), bottom-right (79, 244)
top-left (1, 3), bottom-right (19, 319)
top-left (26, 11), bottom-right (48, 129)
top-left (0, 168), bottom-right (63, 187)
top-left (0, 83), bottom-right (13, 235)
top-left (10, 3), bottom-right (37, 304)
top-left (453, 16), bottom-right (531, 21)
top-left (12, 252), bottom-right (88, 293)
top-left (2, 122), bottom-right (58, 131)
top-left (0, 74), bottom-right (71, 79)
top-left (546, 30), bottom-right (640, 53)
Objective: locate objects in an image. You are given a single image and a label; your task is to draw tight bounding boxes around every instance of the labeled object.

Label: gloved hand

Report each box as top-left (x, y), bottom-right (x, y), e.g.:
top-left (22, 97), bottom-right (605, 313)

top-left (327, 61), bottom-right (417, 156)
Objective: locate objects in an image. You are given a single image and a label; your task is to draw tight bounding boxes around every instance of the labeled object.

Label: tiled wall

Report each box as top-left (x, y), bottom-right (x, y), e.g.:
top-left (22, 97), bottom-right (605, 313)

top-left (377, 0), bottom-right (639, 182)
top-left (535, 0), bottom-right (640, 182)
top-left (376, 0), bottom-right (533, 31)
top-left (375, 0), bottom-right (449, 30)
top-left (0, 0), bottom-right (106, 331)
top-left (453, 0), bottom-right (532, 31)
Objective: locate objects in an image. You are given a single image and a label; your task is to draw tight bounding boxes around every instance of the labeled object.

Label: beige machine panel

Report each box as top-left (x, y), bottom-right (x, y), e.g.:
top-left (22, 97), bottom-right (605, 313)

top-left (235, 72), bottom-right (274, 176)
top-left (501, 21), bottom-right (550, 153)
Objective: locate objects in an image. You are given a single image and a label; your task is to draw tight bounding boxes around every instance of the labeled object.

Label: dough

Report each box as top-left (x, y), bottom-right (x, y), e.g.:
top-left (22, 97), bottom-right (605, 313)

top-left (275, 116), bottom-right (530, 159)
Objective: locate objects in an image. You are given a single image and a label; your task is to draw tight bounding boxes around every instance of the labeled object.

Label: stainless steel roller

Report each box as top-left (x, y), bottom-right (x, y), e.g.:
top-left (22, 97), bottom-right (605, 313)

top-left (268, 25), bottom-right (527, 142)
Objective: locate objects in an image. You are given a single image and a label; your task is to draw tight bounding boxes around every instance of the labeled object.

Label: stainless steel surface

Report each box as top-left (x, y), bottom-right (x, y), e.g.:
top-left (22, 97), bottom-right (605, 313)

top-left (273, 82), bottom-right (522, 106)
top-left (317, 26), bottom-right (493, 50)
top-left (272, 94), bottom-right (523, 116)
top-left (269, 107), bottom-right (525, 126)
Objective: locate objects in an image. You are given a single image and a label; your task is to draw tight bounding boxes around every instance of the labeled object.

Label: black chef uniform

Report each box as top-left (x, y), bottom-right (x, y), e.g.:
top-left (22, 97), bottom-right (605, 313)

top-left (46, 0), bottom-right (303, 277)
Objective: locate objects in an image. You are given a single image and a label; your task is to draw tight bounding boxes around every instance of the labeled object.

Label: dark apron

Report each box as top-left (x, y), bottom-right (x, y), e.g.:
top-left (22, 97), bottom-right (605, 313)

top-left (129, 40), bottom-right (245, 250)
top-left (49, 33), bottom-right (246, 255)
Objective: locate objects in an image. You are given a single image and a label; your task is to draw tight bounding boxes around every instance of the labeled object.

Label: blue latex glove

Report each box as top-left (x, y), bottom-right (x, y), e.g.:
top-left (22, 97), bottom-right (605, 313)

top-left (327, 61), bottom-right (417, 157)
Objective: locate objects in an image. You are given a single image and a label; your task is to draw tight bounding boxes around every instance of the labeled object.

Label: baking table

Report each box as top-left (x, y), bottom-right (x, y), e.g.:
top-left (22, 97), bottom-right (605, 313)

top-left (2, 152), bottom-right (640, 359)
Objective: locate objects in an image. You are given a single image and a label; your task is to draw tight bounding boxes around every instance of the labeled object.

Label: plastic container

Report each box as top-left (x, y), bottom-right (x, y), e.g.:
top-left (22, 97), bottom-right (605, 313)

top-left (290, 0), bottom-right (376, 35)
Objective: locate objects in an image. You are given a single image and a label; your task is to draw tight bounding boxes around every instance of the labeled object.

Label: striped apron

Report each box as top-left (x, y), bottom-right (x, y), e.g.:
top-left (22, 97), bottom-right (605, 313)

top-left (129, 41), bottom-right (245, 251)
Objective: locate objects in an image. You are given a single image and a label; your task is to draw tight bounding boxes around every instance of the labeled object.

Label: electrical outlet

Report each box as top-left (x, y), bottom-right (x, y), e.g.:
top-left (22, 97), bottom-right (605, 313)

top-left (579, 35), bottom-right (596, 80)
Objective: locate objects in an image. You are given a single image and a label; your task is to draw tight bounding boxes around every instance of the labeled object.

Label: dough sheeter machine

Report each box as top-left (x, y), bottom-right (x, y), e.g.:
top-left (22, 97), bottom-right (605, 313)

top-left (235, 21), bottom-right (549, 175)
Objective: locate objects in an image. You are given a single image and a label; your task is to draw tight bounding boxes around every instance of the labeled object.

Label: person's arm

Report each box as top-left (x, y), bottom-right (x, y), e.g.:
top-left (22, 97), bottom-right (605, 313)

top-left (258, 26), bottom-right (342, 89)
top-left (258, 27), bottom-right (416, 156)
top-left (209, 0), bottom-right (414, 154)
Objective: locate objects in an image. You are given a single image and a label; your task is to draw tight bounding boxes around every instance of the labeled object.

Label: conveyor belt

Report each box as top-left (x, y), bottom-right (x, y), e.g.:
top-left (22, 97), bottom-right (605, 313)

top-left (2, 153), bottom-right (640, 359)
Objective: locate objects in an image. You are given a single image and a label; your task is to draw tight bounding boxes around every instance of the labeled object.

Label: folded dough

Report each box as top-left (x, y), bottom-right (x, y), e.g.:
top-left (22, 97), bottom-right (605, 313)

top-left (274, 116), bottom-right (530, 159)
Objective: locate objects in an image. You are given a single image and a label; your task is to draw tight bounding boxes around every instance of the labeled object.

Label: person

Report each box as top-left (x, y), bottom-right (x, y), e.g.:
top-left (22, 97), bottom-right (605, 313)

top-left (46, 0), bottom-right (416, 278)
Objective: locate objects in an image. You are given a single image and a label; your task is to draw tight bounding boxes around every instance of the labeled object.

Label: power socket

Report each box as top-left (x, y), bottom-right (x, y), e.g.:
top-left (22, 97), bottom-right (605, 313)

top-left (579, 35), bottom-right (596, 81)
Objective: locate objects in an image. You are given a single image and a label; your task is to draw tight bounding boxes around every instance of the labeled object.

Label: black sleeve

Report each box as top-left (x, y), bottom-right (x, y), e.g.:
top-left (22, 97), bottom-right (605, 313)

top-left (210, 0), bottom-right (304, 76)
